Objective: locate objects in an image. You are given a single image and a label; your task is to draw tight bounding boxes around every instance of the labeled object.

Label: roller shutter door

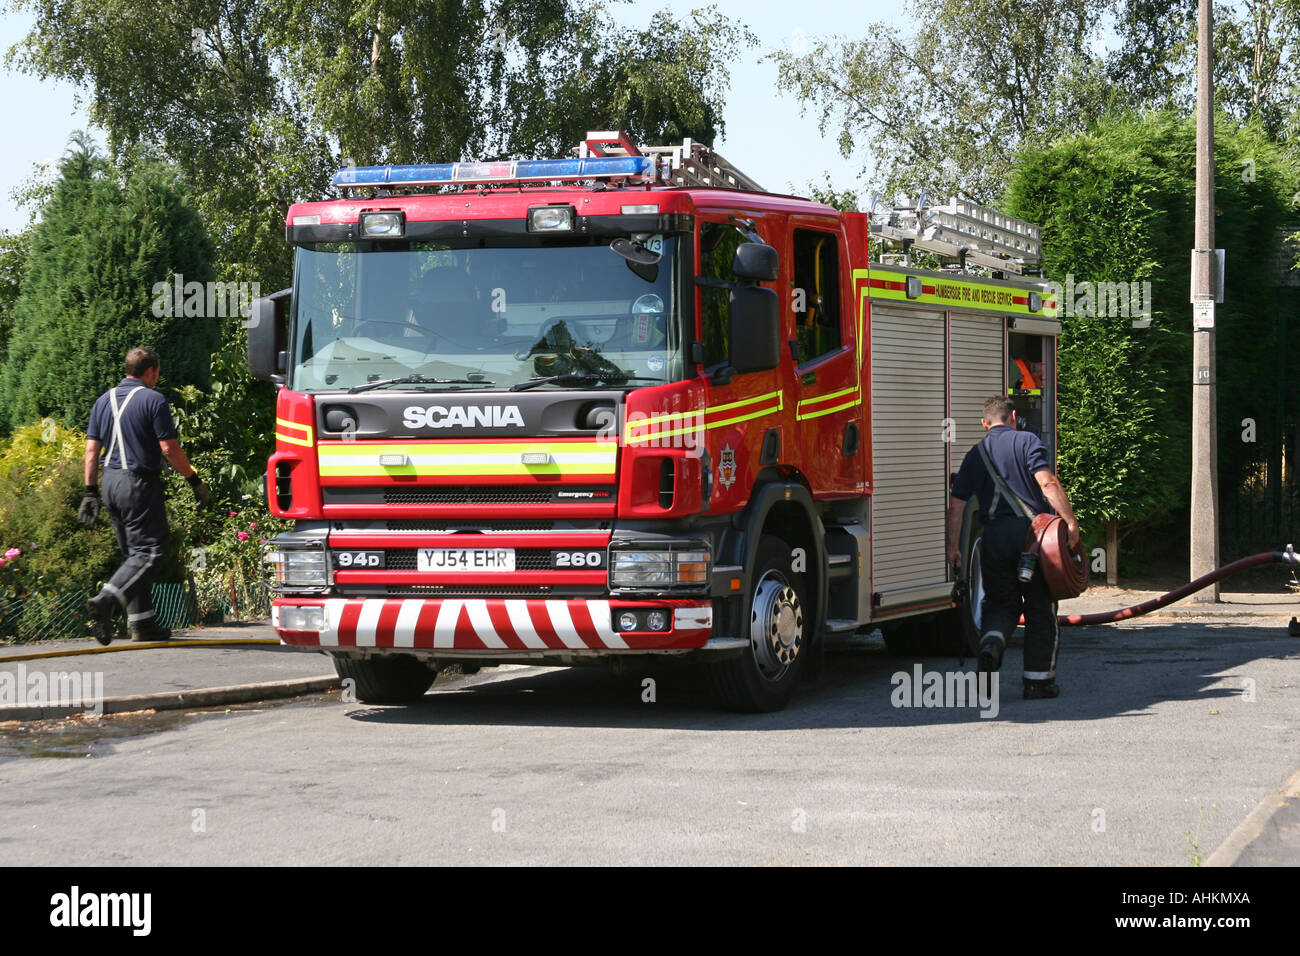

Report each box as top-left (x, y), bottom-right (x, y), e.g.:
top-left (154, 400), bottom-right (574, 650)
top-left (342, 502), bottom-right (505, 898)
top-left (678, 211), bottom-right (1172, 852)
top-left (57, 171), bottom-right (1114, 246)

top-left (870, 306), bottom-right (948, 594)
top-left (948, 312), bottom-right (1006, 466)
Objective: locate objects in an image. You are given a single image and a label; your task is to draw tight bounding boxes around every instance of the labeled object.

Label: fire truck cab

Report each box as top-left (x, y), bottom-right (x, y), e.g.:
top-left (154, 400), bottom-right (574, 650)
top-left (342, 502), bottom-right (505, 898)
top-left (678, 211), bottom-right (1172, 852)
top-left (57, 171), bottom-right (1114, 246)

top-left (249, 131), bottom-right (1060, 711)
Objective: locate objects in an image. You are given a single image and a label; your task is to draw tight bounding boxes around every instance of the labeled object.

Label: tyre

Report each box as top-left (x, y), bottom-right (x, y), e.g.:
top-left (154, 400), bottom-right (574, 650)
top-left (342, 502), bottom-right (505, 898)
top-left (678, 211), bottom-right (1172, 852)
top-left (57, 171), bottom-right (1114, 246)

top-left (333, 654), bottom-right (438, 704)
top-left (709, 535), bottom-right (810, 712)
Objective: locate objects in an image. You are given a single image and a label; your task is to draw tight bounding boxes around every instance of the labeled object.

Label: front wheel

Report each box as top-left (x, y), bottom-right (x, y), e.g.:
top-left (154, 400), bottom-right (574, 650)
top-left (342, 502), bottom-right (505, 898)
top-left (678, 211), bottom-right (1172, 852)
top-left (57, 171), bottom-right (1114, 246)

top-left (709, 536), bottom-right (810, 712)
top-left (334, 655), bottom-right (438, 704)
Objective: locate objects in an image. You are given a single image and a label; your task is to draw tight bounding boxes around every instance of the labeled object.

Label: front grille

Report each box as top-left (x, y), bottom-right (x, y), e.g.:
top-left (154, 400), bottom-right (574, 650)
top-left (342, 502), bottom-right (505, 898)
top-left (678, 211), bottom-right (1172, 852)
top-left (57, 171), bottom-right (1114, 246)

top-left (386, 487), bottom-right (551, 504)
top-left (385, 548), bottom-right (553, 571)
top-left (386, 520), bottom-right (557, 532)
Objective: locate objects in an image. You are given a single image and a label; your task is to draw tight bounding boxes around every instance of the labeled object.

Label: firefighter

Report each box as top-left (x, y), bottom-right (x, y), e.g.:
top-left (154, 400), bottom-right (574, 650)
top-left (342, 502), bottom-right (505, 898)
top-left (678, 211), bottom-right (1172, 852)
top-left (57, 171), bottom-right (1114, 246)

top-left (947, 395), bottom-right (1080, 699)
top-left (78, 348), bottom-right (211, 644)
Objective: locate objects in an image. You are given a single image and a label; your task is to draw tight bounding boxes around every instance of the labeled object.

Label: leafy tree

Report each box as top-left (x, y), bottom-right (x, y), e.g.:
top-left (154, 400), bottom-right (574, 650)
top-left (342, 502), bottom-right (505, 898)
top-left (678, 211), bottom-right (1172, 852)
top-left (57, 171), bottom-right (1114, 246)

top-left (10, 1), bottom-right (753, 286)
top-left (1105, 0), bottom-right (1199, 113)
top-left (0, 230), bottom-right (27, 367)
top-left (768, 0), bottom-right (1110, 203)
top-left (0, 134), bottom-right (219, 431)
top-left (1212, 0), bottom-right (1300, 137)
top-left (1107, 0), bottom-right (1300, 137)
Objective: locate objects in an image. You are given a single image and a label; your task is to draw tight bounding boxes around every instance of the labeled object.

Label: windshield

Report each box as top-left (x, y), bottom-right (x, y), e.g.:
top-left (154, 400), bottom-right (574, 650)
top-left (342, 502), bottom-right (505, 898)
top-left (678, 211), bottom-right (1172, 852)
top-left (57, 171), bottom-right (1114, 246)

top-left (289, 237), bottom-right (683, 392)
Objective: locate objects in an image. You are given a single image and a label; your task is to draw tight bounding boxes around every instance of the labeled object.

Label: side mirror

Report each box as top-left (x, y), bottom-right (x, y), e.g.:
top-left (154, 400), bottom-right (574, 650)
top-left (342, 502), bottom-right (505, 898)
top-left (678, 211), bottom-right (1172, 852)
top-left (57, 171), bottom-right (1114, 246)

top-left (728, 286), bottom-right (780, 374)
top-left (247, 288), bottom-right (291, 383)
top-left (732, 242), bottom-right (779, 282)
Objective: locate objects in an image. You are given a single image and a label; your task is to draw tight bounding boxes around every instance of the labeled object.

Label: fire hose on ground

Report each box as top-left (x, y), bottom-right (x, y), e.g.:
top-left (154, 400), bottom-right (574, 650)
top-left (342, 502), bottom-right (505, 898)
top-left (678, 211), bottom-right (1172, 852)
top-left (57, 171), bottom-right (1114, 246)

top-left (1047, 546), bottom-right (1300, 628)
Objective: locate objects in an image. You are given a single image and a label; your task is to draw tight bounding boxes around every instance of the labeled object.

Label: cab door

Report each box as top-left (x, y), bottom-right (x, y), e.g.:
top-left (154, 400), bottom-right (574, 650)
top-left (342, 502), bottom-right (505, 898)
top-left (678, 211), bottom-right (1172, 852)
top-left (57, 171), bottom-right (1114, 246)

top-left (788, 219), bottom-right (861, 496)
top-left (696, 215), bottom-right (785, 513)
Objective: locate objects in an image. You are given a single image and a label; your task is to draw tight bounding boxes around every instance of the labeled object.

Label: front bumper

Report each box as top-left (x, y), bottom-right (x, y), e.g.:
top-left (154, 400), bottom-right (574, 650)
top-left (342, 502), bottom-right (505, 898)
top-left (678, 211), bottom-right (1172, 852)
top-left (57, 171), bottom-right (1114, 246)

top-left (273, 596), bottom-right (713, 653)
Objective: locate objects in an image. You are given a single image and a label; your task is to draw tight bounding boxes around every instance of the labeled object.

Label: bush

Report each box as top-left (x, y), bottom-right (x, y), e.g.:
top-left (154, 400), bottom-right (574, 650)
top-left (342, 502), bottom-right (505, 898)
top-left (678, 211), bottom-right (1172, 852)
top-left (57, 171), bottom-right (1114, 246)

top-left (0, 422), bottom-right (120, 597)
top-left (0, 421), bottom-right (287, 639)
top-left (0, 422), bottom-right (121, 639)
top-left (191, 504), bottom-right (290, 621)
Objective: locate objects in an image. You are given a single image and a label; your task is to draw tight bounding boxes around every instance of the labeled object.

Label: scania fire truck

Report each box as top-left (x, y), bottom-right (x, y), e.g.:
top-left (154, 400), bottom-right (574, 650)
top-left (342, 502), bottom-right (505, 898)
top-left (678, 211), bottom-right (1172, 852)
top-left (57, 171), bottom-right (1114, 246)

top-left (250, 131), bottom-right (1060, 711)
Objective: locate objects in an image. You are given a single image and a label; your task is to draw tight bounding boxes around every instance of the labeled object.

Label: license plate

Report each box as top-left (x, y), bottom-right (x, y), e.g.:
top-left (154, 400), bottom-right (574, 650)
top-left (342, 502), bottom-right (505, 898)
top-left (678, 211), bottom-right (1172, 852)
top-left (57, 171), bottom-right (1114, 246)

top-left (417, 548), bottom-right (515, 572)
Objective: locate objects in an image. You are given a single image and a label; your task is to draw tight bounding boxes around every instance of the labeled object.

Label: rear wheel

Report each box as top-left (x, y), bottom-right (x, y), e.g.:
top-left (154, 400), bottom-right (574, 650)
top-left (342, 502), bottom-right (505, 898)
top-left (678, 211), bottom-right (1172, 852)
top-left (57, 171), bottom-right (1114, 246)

top-left (709, 536), bottom-right (809, 712)
top-left (334, 655), bottom-right (438, 704)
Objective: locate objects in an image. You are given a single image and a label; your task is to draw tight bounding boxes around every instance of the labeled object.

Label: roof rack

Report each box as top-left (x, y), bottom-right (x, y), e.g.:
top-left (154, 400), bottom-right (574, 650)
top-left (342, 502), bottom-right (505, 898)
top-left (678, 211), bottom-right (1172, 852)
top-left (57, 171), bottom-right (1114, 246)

top-left (577, 130), bottom-right (765, 192)
top-left (868, 192), bottom-right (1041, 274)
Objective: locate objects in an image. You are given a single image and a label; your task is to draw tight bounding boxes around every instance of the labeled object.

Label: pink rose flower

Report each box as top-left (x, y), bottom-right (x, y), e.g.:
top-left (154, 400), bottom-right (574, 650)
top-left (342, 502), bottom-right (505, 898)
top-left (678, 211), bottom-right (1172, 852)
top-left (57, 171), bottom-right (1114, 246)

top-left (3, 547), bottom-right (19, 560)
top-left (237, 532), bottom-right (250, 541)
top-left (229, 511), bottom-right (238, 517)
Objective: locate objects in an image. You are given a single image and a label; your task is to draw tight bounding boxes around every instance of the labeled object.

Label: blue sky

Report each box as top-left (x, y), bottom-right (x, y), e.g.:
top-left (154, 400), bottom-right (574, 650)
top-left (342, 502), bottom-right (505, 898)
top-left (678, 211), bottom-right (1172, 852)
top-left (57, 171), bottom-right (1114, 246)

top-left (0, 0), bottom-right (907, 233)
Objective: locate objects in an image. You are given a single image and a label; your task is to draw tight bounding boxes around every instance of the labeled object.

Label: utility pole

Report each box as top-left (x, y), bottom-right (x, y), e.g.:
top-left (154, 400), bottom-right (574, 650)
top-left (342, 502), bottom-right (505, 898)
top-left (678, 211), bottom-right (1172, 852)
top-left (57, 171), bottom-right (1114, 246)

top-left (1189, 0), bottom-right (1219, 601)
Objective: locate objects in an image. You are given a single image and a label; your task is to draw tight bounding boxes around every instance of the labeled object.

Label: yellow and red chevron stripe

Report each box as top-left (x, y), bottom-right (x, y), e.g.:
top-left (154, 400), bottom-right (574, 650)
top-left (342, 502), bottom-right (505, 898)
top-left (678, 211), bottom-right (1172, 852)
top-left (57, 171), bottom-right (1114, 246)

top-left (275, 418), bottom-right (314, 447)
top-left (623, 389), bottom-right (783, 445)
top-left (795, 385), bottom-right (862, 421)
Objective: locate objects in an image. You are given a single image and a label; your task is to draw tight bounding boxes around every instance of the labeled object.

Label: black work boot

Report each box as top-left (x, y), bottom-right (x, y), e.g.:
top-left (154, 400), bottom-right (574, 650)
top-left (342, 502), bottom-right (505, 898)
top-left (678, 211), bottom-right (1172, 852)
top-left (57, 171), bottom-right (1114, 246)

top-left (1024, 678), bottom-right (1060, 700)
top-left (86, 594), bottom-right (117, 646)
top-left (131, 622), bottom-right (173, 642)
top-left (977, 632), bottom-right (1005, 675)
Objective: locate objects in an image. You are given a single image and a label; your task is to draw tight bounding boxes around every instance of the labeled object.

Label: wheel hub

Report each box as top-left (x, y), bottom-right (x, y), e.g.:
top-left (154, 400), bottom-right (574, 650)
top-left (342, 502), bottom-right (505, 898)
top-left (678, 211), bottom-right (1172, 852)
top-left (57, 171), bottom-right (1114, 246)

top-left (750, 573), bottom-right (803, 680)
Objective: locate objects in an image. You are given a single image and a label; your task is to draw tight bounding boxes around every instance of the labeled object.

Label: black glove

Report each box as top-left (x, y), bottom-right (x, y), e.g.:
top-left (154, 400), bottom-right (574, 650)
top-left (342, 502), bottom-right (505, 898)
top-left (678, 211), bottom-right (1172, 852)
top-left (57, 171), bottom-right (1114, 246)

top-left (187, 472), bottom-right (211, 509)
top-left (78, 485), bottom-right (100, 527)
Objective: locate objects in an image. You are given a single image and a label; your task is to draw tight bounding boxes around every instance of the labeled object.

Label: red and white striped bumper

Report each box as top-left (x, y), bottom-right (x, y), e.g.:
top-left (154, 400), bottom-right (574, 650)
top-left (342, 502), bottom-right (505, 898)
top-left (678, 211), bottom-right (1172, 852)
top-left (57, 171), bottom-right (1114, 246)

top-left (273, 597), bottom-right (713, 652)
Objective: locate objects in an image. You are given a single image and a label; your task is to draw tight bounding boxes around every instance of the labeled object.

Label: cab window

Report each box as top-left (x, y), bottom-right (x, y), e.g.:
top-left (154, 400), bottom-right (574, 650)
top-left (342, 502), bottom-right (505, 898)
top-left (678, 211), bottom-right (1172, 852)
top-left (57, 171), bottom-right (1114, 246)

top-left (792, 228), bottom-right (842, 364)
top-left (699, 222), bottom-right (745, 367)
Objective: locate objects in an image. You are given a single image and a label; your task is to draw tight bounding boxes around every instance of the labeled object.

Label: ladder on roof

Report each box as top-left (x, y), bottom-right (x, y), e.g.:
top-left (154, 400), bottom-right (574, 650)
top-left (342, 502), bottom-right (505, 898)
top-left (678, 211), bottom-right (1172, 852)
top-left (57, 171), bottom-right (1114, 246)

top-left (867, 191), bottom-right (1042, 274)
top-left (578, 130), bottom-right (766, 193)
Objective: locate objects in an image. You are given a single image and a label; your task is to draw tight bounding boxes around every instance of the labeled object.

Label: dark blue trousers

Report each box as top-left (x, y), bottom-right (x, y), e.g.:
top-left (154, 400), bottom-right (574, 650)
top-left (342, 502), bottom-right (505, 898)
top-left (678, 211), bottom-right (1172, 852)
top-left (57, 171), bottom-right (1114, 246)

top-left (979, 516), bottom-right (1060, 680)
top-left (100, 467), bottom-right (169, 626)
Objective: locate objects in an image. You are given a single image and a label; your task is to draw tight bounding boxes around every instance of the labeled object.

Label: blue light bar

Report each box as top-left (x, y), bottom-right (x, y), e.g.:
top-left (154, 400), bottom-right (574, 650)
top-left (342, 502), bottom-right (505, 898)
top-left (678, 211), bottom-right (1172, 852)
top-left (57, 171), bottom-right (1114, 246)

top-left (333, 156), bottom-right (656, 189)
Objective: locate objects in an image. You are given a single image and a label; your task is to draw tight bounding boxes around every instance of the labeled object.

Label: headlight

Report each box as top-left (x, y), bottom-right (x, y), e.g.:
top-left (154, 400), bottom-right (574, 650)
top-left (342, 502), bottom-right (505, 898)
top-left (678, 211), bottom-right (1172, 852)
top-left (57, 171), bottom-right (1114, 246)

top-left (609, 542), bottom-right (710, 590)
top-left (265, 542), bottom-right (330, 590)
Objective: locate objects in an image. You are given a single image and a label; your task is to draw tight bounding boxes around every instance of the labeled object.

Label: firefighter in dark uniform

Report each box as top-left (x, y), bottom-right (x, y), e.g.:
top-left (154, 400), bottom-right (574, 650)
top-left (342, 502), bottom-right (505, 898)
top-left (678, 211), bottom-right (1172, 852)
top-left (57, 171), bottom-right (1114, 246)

top-left (947, 395), bottom-right (1079, 699)
top-left (79, 348), bottom-right (210, 643)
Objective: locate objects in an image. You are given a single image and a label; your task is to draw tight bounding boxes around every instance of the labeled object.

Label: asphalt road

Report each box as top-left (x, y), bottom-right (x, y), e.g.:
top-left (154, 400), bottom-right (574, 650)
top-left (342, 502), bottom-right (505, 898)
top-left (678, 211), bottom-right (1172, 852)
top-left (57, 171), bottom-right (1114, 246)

top-left (1, 619), bottom-right (1297, 866)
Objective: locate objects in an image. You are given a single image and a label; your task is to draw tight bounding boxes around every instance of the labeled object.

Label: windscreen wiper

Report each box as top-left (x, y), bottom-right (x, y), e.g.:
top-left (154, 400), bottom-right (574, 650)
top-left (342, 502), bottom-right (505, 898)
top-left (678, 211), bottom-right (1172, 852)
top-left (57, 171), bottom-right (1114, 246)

top-left (510, 373), bottom-right (663, 392)
top-left (349, 374), bottom-right (495, 394)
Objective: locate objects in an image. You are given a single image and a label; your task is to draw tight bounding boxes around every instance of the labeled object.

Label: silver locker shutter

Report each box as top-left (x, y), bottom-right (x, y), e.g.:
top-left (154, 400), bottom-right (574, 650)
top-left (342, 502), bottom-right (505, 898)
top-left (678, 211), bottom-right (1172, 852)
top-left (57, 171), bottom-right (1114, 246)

top-left (948, 312), bottom-right (1006, 466)
top-left (870, 306), bottom-right (948, 593)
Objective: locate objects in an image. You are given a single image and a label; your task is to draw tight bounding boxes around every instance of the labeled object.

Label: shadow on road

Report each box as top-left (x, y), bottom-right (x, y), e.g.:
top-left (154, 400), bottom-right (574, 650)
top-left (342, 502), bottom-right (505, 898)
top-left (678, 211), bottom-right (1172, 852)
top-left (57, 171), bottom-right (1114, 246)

top-left (343, 622), bottom-right (1300, 731)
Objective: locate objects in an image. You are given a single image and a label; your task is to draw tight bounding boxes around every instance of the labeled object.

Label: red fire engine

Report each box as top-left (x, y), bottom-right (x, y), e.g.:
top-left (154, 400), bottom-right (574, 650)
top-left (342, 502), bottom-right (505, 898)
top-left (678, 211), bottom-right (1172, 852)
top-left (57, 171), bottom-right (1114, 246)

top-left (249, 131), bottom-right (1060, 711)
